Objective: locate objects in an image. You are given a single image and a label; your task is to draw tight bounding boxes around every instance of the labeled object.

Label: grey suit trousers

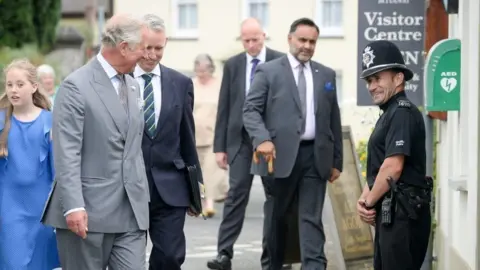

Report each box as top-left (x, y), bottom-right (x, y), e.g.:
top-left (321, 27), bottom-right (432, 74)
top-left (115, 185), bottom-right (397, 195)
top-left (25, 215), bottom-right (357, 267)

top-left (56, 229), bottom-right (146, 270)
top-left (268, 142), bottom-right (328, 270)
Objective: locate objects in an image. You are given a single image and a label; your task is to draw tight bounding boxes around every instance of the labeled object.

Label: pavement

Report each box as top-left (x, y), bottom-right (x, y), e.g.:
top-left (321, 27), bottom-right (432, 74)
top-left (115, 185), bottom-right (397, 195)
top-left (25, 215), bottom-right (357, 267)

top-left (146, 177), bottom-right (347, 270)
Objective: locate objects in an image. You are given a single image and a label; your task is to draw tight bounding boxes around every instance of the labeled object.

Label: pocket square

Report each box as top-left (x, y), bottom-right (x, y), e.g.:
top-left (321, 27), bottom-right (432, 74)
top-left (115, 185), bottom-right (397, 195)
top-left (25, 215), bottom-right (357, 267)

top-left (324, 82), bottom-right (334, 92)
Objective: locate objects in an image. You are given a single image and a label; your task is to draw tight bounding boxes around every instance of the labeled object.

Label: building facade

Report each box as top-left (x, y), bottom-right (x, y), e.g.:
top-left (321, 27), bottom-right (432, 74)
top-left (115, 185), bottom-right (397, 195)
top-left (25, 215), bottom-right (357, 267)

top-left (114, 0), bottom-right (379, 141)
top-left (434, 0), bottom-right (480, 269)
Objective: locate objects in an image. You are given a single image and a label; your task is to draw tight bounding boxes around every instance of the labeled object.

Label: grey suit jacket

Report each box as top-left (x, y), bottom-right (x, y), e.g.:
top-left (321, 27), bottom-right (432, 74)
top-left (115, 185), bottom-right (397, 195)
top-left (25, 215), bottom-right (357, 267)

top-left (213, 48), bottom-right (284, 163)
top-left (243, 55), bottom-right (343, 179)
top-left (41, 58), bottom-right (150, 233)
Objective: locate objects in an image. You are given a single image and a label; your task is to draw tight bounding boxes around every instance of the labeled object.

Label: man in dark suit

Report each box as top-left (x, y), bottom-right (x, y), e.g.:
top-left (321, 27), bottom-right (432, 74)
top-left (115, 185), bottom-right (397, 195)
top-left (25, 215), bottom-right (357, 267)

top-left (207, 18), bottom-right (284, 270)
top-left (133, 14), bottom-right (202, 270)
top-left (243, 18), bottom-right (343, 270)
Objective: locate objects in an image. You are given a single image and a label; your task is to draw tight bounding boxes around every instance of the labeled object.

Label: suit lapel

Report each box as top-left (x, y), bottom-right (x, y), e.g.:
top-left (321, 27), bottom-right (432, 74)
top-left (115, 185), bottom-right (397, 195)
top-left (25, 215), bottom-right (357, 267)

top-left (238, 56), bottom-right (247, 103)
top-left (280, 56), bottom-right (302, 112)
top-left (125, 78), bottom-right (140, 148)
top-left (265, 48), bottom-right (275, 61)
top-left (311, 61), bottom-right (327, 113)
top-left (91, 59), bottom-right (128, 139)
top-left (155, 66), bottom-right (175, 137)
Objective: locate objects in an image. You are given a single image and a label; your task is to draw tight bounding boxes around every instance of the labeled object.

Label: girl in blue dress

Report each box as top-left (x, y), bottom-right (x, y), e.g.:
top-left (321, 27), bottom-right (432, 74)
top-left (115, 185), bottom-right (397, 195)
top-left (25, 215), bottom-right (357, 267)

top-left (0, 59), bottom-right (60, 269)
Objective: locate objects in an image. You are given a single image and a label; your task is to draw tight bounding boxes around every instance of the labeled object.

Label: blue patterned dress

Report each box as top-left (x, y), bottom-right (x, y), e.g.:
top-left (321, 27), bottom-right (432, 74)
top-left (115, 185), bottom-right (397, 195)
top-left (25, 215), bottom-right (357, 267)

top-left (0, 109), bottom-right (60, 270)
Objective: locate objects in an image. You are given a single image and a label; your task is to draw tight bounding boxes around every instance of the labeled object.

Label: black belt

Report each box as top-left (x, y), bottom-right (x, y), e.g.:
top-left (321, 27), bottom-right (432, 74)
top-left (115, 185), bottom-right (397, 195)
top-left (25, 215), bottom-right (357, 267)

top-left (300, 140), bottom-right (314, 146)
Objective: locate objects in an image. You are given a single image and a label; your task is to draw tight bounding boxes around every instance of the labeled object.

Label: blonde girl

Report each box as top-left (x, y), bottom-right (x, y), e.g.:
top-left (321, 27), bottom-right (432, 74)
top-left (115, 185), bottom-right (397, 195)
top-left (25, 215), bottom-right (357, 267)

top-left (0, 59), bottom-right (59, 269)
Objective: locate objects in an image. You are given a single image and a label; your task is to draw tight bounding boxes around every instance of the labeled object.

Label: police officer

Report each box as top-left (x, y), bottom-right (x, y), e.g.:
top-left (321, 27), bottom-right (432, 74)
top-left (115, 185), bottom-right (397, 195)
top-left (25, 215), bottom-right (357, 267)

top-left (356, 40), bottom-right (432, 270)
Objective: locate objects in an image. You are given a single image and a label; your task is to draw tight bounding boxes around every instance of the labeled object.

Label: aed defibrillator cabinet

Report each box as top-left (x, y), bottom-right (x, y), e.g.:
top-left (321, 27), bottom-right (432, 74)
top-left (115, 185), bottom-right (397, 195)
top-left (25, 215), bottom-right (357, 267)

top-left (424, 38), bottom-right (461, 112)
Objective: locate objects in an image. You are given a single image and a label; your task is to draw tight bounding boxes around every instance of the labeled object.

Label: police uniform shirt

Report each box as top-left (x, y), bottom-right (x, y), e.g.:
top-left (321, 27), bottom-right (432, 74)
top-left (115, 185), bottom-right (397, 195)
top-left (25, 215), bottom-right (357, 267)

top-left (366, 91), bottom-right (427, 188)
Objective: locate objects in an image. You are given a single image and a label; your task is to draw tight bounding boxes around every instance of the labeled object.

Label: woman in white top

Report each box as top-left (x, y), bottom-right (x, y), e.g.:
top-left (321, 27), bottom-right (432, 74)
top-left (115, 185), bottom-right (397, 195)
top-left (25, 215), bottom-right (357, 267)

top-left (37, 64), bottom-right (57, 108)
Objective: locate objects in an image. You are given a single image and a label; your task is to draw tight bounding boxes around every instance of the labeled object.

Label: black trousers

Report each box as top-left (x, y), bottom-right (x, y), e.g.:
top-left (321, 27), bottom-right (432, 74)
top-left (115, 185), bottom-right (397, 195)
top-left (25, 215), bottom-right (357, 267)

top-left (373, 200), bottom-right (431, 270)
top-left (217, 139), bottom-right (272, 269)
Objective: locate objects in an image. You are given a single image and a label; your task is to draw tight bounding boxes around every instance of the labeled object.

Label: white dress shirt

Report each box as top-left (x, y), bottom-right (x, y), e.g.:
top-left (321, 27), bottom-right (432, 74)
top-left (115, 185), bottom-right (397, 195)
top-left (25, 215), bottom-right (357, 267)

top-left (133, 65), bottom-right (162, 125)
top-left (97, 53), bottom-right (122, 94)
top-left (287, 53), bottom-right (315, 140)
top-left (65, 53), bottom-right (121, 216)
top-left (245, 46), bottom-right (267, 94)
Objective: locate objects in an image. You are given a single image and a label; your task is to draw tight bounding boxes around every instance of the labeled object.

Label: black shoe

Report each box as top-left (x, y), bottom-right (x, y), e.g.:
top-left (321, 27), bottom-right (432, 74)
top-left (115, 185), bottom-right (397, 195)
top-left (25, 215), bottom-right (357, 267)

top-left (281, 264), bottom-right (293, 270)
top-left (207, 254), bottom-right (232, 270)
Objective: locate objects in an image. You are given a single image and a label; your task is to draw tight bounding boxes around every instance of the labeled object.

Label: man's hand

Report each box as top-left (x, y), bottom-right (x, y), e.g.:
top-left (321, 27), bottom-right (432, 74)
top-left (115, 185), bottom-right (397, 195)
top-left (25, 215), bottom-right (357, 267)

top-left (215, 152), bottom-right (228, 170)
top-left (357, 199), bottom-right (376, 225)
top-left (329, 168), bottom-right (341, 183)
top-left (66, 210), bottom-right (88, 239)
top-left (256, 141), bottom-right (276, 161)
top-left (187, 208), bottom-right (199, 217)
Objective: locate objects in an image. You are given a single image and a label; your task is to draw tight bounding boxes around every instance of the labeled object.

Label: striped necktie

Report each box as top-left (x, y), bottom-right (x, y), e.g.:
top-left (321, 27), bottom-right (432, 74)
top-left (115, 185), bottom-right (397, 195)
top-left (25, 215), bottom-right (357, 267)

top-left (142, 73), bottom-right (156, 137)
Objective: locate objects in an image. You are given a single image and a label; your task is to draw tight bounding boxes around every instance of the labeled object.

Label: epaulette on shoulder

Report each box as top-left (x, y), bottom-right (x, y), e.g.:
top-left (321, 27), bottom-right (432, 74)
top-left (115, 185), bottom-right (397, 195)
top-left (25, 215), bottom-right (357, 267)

top-left (397, 99), bottom-right (411, 108)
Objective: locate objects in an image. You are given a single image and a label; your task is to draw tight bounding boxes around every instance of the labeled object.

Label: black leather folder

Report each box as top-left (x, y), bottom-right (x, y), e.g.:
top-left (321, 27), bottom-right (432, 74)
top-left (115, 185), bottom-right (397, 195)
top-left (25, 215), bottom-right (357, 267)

top-left (186, 165), bottom-right (203, 217)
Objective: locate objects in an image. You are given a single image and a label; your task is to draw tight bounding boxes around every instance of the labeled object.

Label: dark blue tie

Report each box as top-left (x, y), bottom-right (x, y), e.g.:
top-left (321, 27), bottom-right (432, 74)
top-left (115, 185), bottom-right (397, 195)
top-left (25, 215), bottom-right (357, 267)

top-left (141, 73), bottom-right (156, 137)
top-left (250, 58), bottom-right (260, 85)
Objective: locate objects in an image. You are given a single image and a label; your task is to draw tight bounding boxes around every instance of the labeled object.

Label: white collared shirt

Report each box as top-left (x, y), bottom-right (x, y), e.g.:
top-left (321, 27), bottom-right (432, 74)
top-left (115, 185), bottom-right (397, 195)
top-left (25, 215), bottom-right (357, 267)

top-left (133, 65), bottom-right (162, 125)
top-left (96, 53), bottom-right (121, 95)
top-left (245, 46), bottom-right (267, 94)
top-left (287, 53), bottom-right (315, 140)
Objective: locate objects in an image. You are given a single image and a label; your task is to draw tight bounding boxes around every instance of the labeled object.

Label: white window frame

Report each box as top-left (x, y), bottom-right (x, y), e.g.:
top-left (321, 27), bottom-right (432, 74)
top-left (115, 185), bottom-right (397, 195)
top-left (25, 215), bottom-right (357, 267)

top-left (242, 0), bottom-right (270, 33)
top-left (171, 0), bottom-right (198, 38)
top-left (315, 0), bottom-right (344, 37)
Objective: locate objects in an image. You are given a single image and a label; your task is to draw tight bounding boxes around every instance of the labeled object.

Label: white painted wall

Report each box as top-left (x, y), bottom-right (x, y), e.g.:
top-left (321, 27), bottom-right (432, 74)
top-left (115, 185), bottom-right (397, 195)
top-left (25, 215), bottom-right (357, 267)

top-left (435, 0), bottom-right (480, 268)
top-left (114, 0), bottom-right (378, 142)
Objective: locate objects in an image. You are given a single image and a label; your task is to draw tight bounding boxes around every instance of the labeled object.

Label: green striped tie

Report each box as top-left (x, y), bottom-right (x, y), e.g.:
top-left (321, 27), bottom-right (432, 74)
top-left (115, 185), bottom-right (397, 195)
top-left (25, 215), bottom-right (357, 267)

top-left (142, 73), bottom-right (156, 137)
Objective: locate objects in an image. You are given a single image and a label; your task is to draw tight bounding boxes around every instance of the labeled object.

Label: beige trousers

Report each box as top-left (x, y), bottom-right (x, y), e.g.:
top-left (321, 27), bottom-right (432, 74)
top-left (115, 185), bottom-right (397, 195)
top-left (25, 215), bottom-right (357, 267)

top-left (196, 146), bottom-right (229, 201)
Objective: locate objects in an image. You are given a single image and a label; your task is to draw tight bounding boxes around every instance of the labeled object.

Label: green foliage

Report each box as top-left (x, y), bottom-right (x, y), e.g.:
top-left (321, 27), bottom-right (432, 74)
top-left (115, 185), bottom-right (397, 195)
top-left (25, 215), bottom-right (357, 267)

top-left (356, 139), bottom-right (368, 182)
top-left (33, 0), bottom-right (62, 52)
top-left (0, 45), bottom-right (59, 92)
top-left (0, 0), bottom-right (61, 52)
top-left (0, 0), bottom-right (36, 48)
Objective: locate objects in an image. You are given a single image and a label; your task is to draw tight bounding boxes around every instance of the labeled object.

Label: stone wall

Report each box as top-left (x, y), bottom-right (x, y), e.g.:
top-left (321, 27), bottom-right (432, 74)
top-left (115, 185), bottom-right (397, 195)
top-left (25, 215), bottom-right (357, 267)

top-left (45, 25), bottom-right (85, 80)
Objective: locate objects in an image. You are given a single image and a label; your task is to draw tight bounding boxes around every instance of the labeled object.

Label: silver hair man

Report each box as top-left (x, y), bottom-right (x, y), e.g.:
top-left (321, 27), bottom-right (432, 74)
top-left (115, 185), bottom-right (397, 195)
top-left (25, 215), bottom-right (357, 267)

top-left (101, 14), bottom-right (146, 48)
top-left (143, 14), bottom-right (166, 32)
top-left (41, 12), bottom-right (151, 270)
top-left (136, 13), bottom-right (168, 72)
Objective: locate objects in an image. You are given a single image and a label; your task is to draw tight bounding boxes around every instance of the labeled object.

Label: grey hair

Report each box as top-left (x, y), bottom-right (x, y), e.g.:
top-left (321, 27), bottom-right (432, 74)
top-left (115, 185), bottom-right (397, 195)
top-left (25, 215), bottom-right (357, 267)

top-left (143, 14), bottom-right (166, 32)
top-left (37, 64), bottom-right (55, 78)
top-left (194, 54), bottom-right (216, 74)
top-left (101, 14), bottom-right (144, 48)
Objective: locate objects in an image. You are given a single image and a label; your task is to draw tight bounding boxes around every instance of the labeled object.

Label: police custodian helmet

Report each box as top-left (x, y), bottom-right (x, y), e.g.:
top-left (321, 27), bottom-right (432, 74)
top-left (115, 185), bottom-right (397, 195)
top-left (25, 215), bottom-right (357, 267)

top-left (360, 40), bottom-right (413, 81)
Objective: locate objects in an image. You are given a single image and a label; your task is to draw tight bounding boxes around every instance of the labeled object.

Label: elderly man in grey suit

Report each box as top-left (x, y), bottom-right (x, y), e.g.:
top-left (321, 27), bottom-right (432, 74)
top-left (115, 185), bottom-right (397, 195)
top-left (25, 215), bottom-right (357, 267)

top-left (41, 14), bottom-right (151, 270)
top-left (243, 18), bottom-right (343, 270)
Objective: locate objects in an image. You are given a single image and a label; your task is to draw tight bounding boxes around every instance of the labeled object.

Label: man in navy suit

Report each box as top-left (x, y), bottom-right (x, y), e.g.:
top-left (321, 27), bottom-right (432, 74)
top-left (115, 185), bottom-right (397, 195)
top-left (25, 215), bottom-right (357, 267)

top-left (133, 14), bottom-right (202, 270)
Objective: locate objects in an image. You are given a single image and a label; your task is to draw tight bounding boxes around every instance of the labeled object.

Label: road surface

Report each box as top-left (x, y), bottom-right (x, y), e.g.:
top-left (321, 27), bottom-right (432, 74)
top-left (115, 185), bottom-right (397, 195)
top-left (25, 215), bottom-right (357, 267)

top-left (146, 177), bottom-right (346, 270)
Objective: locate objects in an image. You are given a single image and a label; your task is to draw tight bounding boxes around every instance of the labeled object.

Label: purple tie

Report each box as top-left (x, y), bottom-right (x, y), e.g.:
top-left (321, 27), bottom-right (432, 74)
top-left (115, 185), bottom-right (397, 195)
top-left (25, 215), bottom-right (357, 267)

top-left (250, 58), bottom-right (260, 85)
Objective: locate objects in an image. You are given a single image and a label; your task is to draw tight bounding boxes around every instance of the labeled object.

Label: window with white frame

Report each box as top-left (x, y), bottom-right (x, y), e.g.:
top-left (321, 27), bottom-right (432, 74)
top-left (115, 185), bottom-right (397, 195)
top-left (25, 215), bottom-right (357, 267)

top-left (336, 72), bottom-right (343, 106)
top-left (172, 0), bottom-right (198, 37)
top-left (244, 0), bottom-right (269, 30)
top-left (316, 0), bottom-right (343, 37)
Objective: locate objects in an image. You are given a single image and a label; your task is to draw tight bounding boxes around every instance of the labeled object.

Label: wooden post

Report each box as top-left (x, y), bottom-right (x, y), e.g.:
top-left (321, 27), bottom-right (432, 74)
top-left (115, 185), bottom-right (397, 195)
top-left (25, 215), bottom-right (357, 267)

top-left (424, 0), bottom-right (449, 121)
